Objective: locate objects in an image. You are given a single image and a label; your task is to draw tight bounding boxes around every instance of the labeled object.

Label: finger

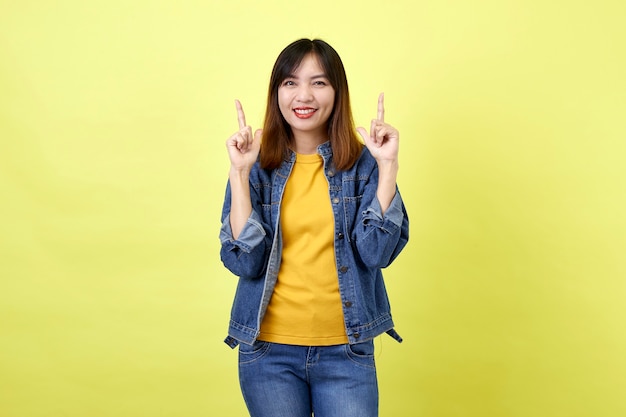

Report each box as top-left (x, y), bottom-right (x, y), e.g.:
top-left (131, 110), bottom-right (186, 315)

top-left (244, 127), bottom-right (254, 151)
top-left (377, 92), bottom-right (385, 122)
top-left (370, 119), bottom-right (380, 146)
top-left (235, 133), bottom-right (246, 151)
top-left (375, 125), bottom-right (385, 141)
top-left (227, 128), bottom-right (250, 152)
top-left (375, 125), bottom-right (392, 143)
top-left (235, 99), bottom-right (247, 130)
top-left (376, 128), bottom-right (389, 147)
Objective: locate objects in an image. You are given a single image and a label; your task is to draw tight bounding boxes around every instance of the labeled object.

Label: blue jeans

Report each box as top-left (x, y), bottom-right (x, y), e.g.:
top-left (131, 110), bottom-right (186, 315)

top-left (238, 340), bottom-right (379, 417)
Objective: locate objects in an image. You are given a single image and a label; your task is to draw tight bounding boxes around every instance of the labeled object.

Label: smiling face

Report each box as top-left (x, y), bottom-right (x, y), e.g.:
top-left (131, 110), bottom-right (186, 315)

top-left (278, 53), bottom-right (335, 146)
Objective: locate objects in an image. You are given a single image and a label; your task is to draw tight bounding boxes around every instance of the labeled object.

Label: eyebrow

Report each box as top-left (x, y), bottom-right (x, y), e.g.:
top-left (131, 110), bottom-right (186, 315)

top-left (286, 73), bottom-right (328, 80)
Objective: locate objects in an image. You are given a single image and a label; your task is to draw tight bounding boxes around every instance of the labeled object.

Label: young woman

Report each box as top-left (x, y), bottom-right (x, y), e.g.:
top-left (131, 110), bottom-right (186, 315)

top-left (219, 38), bottom-right (409, 417)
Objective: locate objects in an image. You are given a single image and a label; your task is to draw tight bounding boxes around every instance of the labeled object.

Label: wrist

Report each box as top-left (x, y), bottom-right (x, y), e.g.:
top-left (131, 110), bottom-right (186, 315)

top-left (229, 165), bottom-right (251, 178)
top-left (377, 159), bottom-right (399, 174)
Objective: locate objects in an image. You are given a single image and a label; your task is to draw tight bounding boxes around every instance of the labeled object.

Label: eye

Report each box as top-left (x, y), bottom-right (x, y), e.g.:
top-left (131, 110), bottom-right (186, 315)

top-left (313, 80), bottom-right (327, 86)
top-left (282, 80), bottom-right (296, 87)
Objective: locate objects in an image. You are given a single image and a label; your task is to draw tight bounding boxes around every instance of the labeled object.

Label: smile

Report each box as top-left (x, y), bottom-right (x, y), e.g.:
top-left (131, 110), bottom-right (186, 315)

top-left (293, 107), bottom-right (317, 119)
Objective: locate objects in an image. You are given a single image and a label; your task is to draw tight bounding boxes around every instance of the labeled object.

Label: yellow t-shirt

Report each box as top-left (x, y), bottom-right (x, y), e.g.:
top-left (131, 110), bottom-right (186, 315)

top-left (258, 152), bottom-right (348, 345)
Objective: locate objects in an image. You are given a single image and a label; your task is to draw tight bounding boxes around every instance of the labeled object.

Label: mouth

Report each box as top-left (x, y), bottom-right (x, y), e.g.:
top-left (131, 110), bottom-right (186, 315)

top-left (293, 107), bottom-right (317, 119)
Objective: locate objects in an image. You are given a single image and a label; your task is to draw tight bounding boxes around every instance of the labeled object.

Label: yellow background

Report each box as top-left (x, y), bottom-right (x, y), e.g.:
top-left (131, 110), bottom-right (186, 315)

top-left (1, 1), bottom-right (625, 416)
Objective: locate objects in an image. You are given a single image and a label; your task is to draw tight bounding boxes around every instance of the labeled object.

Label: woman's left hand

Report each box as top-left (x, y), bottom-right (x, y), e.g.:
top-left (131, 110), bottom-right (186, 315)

top-left (357, 93), bottom-right (399, 163)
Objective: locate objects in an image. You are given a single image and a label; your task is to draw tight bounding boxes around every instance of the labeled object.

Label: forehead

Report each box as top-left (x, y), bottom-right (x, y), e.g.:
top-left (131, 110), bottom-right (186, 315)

top-left (291, 53), bottom-right (326, 76)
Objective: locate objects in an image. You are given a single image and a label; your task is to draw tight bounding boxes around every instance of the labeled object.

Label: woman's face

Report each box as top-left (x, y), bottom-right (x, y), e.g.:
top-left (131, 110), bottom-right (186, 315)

top-left (278, 53), bottom-right (335, 142)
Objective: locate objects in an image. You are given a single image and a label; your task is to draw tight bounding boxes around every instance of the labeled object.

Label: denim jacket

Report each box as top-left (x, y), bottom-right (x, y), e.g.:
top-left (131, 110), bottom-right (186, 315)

top-left (219, 141), bottom-right (409, 348)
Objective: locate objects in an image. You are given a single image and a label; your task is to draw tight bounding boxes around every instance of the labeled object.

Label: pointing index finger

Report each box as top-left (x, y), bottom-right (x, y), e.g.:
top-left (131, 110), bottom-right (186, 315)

top-left (235, 99), bottom-right (247, 129)
top-left (377, 93), bottom-right (385, 122)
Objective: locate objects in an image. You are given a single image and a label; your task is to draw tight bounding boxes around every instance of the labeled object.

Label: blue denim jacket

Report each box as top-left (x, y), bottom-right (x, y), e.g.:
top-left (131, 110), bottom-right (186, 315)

top-left (219, 141), bottom-right (409, 348)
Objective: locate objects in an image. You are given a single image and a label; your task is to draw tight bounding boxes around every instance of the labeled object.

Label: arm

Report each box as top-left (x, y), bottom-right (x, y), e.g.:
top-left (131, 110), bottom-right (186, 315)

top-left (357, 93), bottom-right (400, 215)
top-left (354, 162), bottom-right (409, 269)
top-left (226, 100), bottom-right (262, 238)
top-left (219, 177), bottom-right (271, 279)
top-left (228, 167), bottom-right (253, 239)
top-left (355, 93), bottom-right (409, 267)
top-left (375, 159), bottom-right (399, 215)
top-left (219, 100), bottom-right (269, 278)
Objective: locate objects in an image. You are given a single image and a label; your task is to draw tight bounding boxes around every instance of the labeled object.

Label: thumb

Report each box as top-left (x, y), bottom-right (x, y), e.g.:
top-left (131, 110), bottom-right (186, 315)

top-left (356, 127), bottom-right (369, 142)
top-left (254, 129), bottom-right (263, 142)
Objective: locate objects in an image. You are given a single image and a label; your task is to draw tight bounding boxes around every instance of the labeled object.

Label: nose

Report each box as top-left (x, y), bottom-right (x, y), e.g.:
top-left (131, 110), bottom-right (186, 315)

top-left (295, 84), bottom-right (314, 102)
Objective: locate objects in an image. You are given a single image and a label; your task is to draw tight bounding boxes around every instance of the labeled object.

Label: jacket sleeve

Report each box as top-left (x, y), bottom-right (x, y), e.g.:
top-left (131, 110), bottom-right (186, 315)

top-left (219, 180), bottom-right (272, 279)
top-left (354, 175), bottom-right (409, 269)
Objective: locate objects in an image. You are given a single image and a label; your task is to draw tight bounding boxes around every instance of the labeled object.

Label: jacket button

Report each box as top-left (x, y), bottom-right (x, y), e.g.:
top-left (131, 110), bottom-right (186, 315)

top-left (344, 301), bottom-right (352, 307)
top-left (332, 197), bottom-right (340, 204)
top-left (327, 170), bottom-right (335, 177)
top-left (353, 333), bottom-right (360, 339)
top-left (338, 233), bottom-right (344, 239)
top-left (339, 266), bottom-right (348, 273)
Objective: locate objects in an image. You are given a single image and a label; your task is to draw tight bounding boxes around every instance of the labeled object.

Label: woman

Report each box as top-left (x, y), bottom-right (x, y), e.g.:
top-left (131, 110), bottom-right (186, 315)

top-left (219, 38), bottom-right (409, 417)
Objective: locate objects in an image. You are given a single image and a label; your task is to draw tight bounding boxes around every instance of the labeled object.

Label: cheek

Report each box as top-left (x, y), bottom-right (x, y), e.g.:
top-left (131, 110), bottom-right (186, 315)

top-left (277, 94), bottom-right (289, 118)
top-left (324, 90), bottom-right (336, 111)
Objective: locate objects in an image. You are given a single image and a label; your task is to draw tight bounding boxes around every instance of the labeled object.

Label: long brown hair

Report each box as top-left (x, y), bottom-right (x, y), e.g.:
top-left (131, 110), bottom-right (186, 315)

top-left (260, 39), bottom-right (362, 171)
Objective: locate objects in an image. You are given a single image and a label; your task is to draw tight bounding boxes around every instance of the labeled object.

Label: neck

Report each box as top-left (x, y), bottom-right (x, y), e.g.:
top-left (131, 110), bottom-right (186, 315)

top-left (292, 130), bottom-right (328, 154)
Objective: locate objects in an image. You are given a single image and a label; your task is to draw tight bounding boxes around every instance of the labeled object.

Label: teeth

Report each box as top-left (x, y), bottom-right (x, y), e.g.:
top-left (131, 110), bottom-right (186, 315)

top-left (294, 109), bottom-right (315, 115)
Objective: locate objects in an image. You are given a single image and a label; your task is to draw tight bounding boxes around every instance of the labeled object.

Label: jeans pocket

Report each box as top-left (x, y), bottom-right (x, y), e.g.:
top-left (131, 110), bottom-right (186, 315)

top-left (345, 340), bottom-right (376, 369)
top-left (238, 340), bottom-right (271, 365)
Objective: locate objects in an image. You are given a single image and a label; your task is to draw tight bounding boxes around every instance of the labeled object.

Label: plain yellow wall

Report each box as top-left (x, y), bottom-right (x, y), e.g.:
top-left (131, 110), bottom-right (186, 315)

top-left (1, 1), bottom-right (625, 416)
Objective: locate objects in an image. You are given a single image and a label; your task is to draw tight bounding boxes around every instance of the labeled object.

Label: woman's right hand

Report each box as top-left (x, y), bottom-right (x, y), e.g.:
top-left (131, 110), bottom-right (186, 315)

top-left (226, 100), bottom-right (262, 172)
